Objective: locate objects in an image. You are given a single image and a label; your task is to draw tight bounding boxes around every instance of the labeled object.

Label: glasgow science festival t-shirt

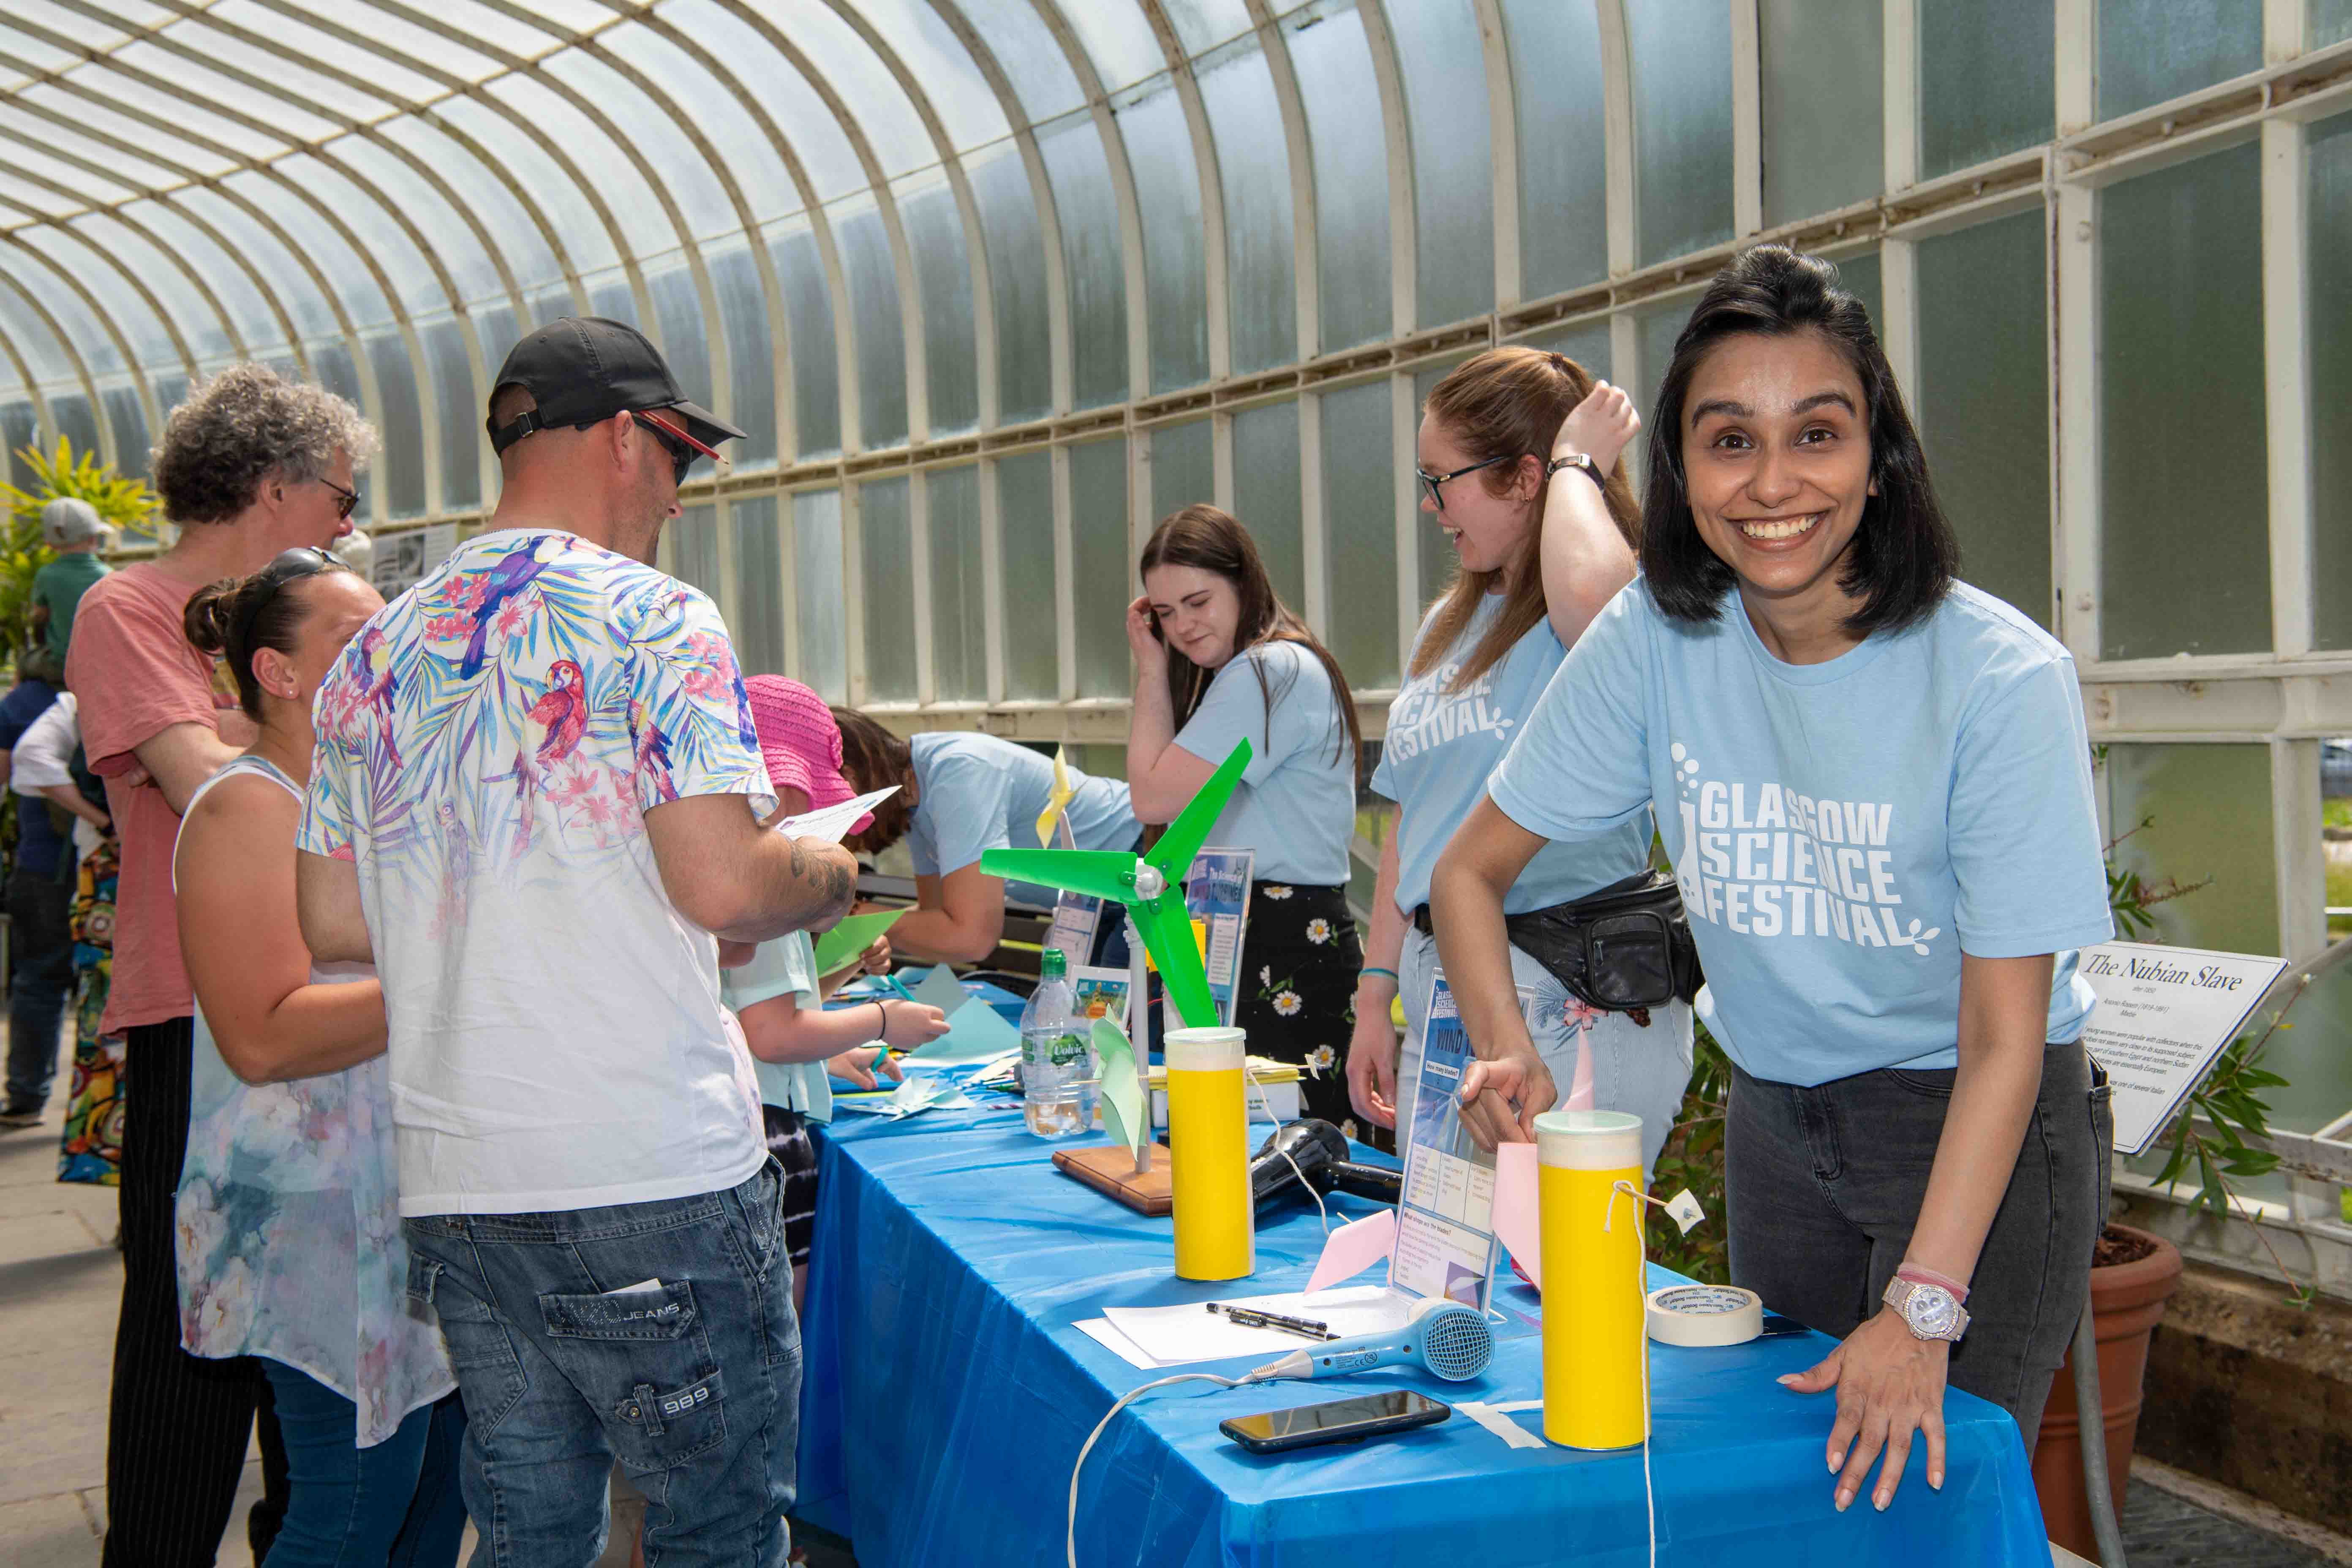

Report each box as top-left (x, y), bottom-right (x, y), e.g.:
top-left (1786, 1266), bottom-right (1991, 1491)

top-left (1488, 578), bottom-right (2112, 1087)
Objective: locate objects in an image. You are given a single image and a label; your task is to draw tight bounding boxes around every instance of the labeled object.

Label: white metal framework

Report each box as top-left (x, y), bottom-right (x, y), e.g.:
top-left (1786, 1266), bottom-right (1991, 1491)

top-left (3, 0), bottom-right (2349, 1287)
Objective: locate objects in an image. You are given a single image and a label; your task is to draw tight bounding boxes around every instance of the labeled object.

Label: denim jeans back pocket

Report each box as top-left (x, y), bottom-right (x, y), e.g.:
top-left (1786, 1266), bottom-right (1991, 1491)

top-left (539, 1282), bottom-right (728, 1471)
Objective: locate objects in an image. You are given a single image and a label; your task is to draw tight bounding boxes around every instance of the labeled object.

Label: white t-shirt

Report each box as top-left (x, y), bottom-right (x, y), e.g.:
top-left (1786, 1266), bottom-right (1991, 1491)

top-left (299, 528), bottom-right (775, 1216)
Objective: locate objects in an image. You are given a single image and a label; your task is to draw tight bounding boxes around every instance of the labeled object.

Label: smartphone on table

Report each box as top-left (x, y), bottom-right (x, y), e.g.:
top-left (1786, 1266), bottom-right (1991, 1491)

top-left (1218, 1390), bottom-right (1451, 1455)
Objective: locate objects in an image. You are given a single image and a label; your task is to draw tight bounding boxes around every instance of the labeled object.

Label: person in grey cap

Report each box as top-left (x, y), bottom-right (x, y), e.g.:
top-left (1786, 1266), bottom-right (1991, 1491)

top-left (296, 317), bottom-right (854, 1566)
top-left (31, 495), bottom-right (111, 670)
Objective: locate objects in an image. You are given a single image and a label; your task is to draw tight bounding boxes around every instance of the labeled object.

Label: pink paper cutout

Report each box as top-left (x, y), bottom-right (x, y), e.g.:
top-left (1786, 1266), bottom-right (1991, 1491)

top-left (1492, 1141), bottom-right (1542, 1280)
top-left (1304, 1207), bottom-right (1398, 1294)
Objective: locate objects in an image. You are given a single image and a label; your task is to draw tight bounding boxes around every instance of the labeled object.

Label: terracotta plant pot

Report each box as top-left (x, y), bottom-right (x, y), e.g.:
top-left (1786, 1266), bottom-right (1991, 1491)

top-left (2031, 1224), bottom-right (2184, 1564)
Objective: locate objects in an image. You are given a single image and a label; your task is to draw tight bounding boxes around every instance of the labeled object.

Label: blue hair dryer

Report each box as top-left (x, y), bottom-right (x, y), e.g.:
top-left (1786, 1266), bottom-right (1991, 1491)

top-left (1248, 1297), bottom-right (1494, 1384)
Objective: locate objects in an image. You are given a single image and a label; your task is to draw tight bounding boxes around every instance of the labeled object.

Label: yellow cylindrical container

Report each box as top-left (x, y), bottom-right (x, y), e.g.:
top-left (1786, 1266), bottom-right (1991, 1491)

top-left (1538, 1109), bottom-right (1648, 1449)
top-left (1164, 1025), bottom-right (1254, 1281)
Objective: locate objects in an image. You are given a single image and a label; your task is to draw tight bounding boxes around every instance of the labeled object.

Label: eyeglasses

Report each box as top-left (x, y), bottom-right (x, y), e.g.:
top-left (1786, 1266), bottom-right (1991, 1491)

top-left (1413, 453), bottom-right (1516, 514)
top-left (632, 411), bottom-right (724, 485)
top-left (317, 475), bottom-right (359, 521)
top-left (234, 546), bottom-right (342, 648)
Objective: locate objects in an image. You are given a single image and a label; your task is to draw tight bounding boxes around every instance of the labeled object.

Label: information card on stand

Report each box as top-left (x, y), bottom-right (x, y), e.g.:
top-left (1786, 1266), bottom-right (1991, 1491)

top-left (2077, 941), bottom-right (2288, 1155)
top-left (1391, 973), bottom-right (1534, 1310)
top-left (1185, 849), bottom-right (1253, 1027)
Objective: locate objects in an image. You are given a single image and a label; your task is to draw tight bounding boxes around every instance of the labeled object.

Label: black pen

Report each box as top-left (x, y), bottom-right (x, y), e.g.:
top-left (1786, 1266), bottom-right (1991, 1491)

top-left (1205, 1302), bottom-right (1335, 1340)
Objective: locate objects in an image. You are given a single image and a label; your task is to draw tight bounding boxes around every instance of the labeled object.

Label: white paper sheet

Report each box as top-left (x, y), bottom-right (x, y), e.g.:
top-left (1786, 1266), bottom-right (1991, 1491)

top-left (1097, 1284), bottom-right (1413, 1367)
top-left (771, 787), bottom-right (900, 845)
top-left (1072, 1316), bottom-right (1161, 1370)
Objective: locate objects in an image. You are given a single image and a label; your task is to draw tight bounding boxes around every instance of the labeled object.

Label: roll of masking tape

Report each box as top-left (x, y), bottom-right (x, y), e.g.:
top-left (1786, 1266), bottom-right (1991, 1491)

top-left (1645, 1284), bottom-right (1764, 1347)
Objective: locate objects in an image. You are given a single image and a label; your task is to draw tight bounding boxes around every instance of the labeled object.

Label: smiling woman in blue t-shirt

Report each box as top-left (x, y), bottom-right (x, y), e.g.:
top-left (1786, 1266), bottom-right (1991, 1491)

top-left (1123, 504), bottom-right (1363, 1127)
top-left (1431, 247), bottom-right (2113, 1515)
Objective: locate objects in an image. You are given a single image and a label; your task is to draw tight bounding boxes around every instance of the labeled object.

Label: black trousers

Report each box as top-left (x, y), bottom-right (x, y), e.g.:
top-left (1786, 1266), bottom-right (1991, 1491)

top-left (105, 1016), bottom-right (287, 1568)
top-left (1725, 1040), bottom-right (2112, 1446)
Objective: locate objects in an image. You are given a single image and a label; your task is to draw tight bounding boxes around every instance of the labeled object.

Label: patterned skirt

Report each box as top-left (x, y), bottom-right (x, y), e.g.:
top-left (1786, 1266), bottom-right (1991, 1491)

top-left (1234, 881), bottom-right (1367, 1142)
top-left (58, 837), bottom-right (120, 1187)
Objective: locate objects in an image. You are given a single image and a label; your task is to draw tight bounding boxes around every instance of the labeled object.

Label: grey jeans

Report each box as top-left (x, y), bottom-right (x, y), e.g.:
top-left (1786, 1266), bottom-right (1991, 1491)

top-left (1725, 1040), bottom-right (2112, 1445)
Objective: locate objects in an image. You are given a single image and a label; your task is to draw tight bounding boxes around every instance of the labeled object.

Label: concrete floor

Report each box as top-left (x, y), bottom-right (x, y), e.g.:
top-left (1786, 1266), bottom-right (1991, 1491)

top-left (0, 1051), bottom-right (2330, 1568)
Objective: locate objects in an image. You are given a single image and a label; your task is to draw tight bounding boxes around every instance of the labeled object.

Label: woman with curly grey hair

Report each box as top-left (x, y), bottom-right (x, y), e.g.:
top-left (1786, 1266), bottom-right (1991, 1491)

top-left (63, 362), bottom-right (380, 1568)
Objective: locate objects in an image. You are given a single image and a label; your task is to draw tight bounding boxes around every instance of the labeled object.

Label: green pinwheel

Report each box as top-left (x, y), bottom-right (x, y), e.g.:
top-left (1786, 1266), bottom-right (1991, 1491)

top-left (981, 736), bottom-right (1251, 1031)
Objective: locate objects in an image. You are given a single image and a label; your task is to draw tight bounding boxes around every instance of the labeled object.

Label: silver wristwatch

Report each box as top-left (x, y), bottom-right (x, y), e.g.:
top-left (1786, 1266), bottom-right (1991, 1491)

top-left (1883, 1276), bottom-right (1970, 1343)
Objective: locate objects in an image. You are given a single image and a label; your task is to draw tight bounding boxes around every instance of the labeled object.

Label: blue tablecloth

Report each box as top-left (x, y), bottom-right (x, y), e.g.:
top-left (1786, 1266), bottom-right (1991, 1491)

top-left (795, 1101), bottom-right (2050, 1567)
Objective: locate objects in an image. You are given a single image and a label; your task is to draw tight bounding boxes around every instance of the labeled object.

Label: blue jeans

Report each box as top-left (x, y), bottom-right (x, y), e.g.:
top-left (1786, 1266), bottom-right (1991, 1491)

top-left (4, 864), bottom-right (74, 1110)
top-left (256, 1361), bottom-right (467, 1568)
top-left (403, 1162), bottom-right (800, 1568)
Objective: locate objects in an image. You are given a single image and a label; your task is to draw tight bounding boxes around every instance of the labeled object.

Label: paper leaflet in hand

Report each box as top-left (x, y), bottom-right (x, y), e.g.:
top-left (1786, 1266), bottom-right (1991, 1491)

top-left (1090, 1016), bottom-right (1148, 1158)
top-left (907, 964), bottom-right (969, 1015)
top-left (902, 984), bottom-right (1022, 1065)
top-left (810, 908), bottom-right (905, 976)
top-left (1304, 1207), bottom-right (1397, 1293)
top-left (772, 786), bottom-right (899, 844)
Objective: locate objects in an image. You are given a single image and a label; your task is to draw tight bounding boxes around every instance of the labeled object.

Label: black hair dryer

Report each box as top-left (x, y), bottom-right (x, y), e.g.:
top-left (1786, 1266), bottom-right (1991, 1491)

top-left (1249, 1119), bottom-right (1403, 1209)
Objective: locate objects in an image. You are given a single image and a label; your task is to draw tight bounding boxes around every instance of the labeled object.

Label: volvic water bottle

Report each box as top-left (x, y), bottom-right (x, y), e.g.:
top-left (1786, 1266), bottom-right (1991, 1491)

top-left (1021, 949), bottom-right (1092, 1138)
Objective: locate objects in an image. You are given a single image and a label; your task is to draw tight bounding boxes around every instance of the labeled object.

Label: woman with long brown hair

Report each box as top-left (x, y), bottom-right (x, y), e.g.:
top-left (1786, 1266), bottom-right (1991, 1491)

top-left (1125, 504), bottom-right (1364, 1130)
top-left (1344, 346), bottom-right (1694, 1173)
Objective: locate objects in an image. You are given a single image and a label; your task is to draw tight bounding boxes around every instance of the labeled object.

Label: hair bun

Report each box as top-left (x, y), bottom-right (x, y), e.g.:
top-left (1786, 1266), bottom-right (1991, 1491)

top-left (181, 579), bottom-right (240, 656)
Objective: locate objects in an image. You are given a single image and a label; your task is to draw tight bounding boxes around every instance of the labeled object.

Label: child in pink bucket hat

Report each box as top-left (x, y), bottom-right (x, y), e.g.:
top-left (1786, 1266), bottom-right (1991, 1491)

top-left (724, 676), bottom-right (947, 1309)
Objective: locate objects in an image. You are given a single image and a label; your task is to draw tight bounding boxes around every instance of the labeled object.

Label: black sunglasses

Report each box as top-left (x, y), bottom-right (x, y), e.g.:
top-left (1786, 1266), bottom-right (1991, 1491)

top-left (632, 411), bottom-right (722, 485)
top-left (1413, 452), bottom-right (1516, 513)
top-left (316, 475), bottom-right (359, 521)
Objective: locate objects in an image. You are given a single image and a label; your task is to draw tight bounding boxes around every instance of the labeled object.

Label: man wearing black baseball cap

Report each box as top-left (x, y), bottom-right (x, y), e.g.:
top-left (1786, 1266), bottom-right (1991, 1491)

top-left (296, 317), bottom-right (853, 1563)
top-left (483, 315), bottom-right (747, 564)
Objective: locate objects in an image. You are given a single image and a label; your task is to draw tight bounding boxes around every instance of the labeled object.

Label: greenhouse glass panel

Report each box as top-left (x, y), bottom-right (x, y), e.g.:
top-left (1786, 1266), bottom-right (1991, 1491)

top-left (483, 76), bottom-right (672, 259)
top-left (325, 136), bottom-right (504, 306)
top-left (2097, 0), bottom-right (2261, 121)
top-left (1120, 76), bottom-right (1211, 395)
top-left (2268, 950), bottom-right (2352, 1136)
top-left (710, 242), bottom-right (779, 472)
top-left (271, 153), bottom-right (444, 318)
top-left (1920, 0), bottom-right (2055, 179)
top-left (1153, 419), bottom-right (1214, 520)
top-left (589, 279), bottom-right (639, 330)
top-left (1501, 0), bottom-right (1608, 300)
top-left (1233, 399), bottom-right (1304, 608)
top-left (101, 206), bottom-right (272, 360)
top-left (2320, 0), bottom-right (2352, 45)
top-left (1286, 1), bottom-right (1389, 353)
top-left (967, 143), bottom-right (1052, 426)
top-left (1628, 0), bottom-right (1735, 266)
top-left (539, 47), bottom-right (735, 242)
top-left (861, 476), bottom-right (917, 703)
top-left (173, 186), bottom-right (342, 342)
top-left (1636, 299), bottom-right (1696, 420)
top-left (223, 171), bottom-right (392, 330)
top-left (952, 0), bottom-right (1085, 124)
top-left (102, 387), bottom-right (149, 482)
top-left (649, 266), bottom-right (714, 418)
top-left (836, 201), bottom-right (907, 449)
top-left (112, 41), bottom-right (341, 143)
top-left (2104, 743), bottom-right (2279, 955)
top-left (757, 1), bottom-right (935, 179)
top-left (1037, 113), bottom-right (1129, 410)
top-left (1517, 321), bottom-right (1612, 379)
top-left (1320, 380), bottom-right (1398, 690)
top-left (2099, 142), bottom-right (2268, 660)
top-left (1071, 438), bottom-right (1131, 700)
top-left (1388, 0), bottom-right (1493, 327)
top-left (374, 116), bottom-right (560, 292)
top-left (2309, 113), bottom-right (2352, 651)
top-left (770, 221), bottom-right (841, 458)
top-left (2, 403), bottom-right (38, 489)
top-left (1200, 38), bottom-right (1297, 374)
top-left (1761, 0), bottom-right (1882, 226)
top-left (1164, 0), bottom-right (1255, 55)
top-left (618, 11), bottom-right (800, 218)
top-left (304, 349), bottom-right (355, 437)
top-left (1061, 2), bottom-right (1164, 93)
top-left (839, 0), bottom-right (1008, 153)
top-left (1837, 250), bottom-right (1882, 330)
top-left (0, 256), bottom-right (120, 377)
top-left (999, 451), bottom-right (1060, 702)
top-left (1916, 212), bottom-right (2050, 629)
top-left (421, 317), bottom-right (480, 513)
top-left (898, 172), bottom-right (978, 436)
top-left (365, 332), bottom-right (427, 520)
top-left (730, 495), bottom-right (787, 678)
top-left (11, 228), bottom-right (176, 368)
top-left (672, 504), bottom-right (721, 598)
top-left (49, 396), bottom-right (98, 469)
top-left (430, 95), bottom-right (622, 274)
top-left (928, 467), bottom-right (988, 702)
top-left (795, 488), bottom-right (848, 701)
top-left (528, 285), bottom-right (578, 335)
top-left (0, 283), bottom-right (72, 382)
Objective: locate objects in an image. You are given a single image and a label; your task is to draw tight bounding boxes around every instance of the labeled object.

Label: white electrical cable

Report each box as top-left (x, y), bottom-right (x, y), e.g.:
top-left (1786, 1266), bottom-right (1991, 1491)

top-left (1607, 1180), bottom-right (1660, 1568)
top-left (1067, 1370), bottom-right (1250, 1568)
top-left (1243, 1069), bottom-right (1331, 1236)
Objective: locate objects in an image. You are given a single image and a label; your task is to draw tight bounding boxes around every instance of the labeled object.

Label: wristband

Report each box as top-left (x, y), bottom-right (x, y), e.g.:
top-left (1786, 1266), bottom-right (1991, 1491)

top-left (1358, 966), bottom-right (1399, 987)
top-left (1897, 1262), bottom-right (1969, 1304)
top-left (872, 1001), bottom-right (890, 1043)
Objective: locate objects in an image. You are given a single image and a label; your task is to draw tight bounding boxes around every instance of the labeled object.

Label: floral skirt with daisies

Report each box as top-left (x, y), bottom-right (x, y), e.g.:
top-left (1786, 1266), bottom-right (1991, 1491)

top-left (1238, 881), bottom-right (1367, 1142)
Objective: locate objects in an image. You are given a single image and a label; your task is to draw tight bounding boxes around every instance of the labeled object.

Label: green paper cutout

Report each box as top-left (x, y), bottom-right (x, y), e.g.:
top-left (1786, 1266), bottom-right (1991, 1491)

top-left (812, 908), bottom-right (906, 976)
top-left (1091, 1015), bottom-right (1148, 1158)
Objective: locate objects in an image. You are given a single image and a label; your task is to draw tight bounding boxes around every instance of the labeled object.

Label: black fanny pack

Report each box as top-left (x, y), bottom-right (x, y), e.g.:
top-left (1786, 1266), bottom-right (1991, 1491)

top-left (1418, 870), bottom-right (1702, 1013)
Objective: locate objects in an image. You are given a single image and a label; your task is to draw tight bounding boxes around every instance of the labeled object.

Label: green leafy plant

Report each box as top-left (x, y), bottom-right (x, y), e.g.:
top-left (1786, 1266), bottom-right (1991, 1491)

top-left (0, 437), bottom-right (155, 662)
top-left (1646, 1021), bottom-right (1730, 1282)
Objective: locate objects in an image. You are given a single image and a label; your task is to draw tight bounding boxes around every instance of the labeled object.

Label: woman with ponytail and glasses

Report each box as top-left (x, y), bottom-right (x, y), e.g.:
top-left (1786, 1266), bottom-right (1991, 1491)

top-left (173, 549), bottom-right (466, 1568)
top-left (1124, 505), bottom-right (1364, 1129)
top-left (1345, 347), bottom-right (1695, 1173)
